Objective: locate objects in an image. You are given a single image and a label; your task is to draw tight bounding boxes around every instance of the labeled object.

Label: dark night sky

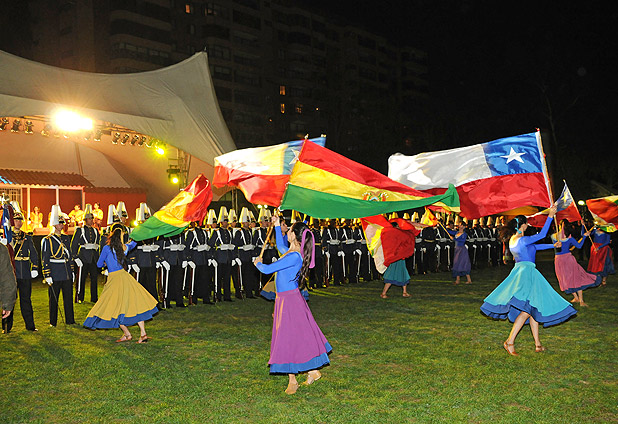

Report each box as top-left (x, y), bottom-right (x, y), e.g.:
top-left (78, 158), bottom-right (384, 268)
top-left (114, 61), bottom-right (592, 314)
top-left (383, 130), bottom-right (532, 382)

top-left (313, 0), bottom-right (618, 194)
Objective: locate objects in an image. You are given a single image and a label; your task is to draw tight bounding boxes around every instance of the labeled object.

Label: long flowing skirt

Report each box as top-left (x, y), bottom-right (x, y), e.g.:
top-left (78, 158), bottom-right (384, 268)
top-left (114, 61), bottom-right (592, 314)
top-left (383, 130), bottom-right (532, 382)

top-left (383, 259), bottom-right (410, 286)
top-left (555, 253), bottom-right (601, 293)
top-left (83, 269), bottom-right (158, 329)
top-left (452, 245), bottom-right (471, 277)
top-left (269, 288), bottom-right (331, 374)
top-left (587, 243), bottom-right (615, 277)
top-left (480, 262), bottom-right (577, 327)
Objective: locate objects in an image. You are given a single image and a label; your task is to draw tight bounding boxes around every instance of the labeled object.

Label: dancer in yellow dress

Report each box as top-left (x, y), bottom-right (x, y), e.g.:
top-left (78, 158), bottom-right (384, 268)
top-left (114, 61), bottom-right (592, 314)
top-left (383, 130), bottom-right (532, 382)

top-left (83, 228), bottom-right (158, 343)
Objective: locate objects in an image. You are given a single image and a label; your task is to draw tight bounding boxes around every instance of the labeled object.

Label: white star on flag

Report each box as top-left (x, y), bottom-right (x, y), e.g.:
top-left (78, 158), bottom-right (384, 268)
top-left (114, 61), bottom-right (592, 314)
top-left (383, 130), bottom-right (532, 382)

top-left (501, 147), bottom-right (526, 164)
top-left (289, 149), bottom-right (300, 166)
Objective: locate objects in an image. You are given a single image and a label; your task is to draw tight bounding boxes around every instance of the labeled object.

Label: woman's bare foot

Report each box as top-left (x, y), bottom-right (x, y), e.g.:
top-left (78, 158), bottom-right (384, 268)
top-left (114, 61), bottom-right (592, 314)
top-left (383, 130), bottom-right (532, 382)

top-left (579, 301), bottom-right (589, 307)
top-left (380, 293), bottom-right (388, 299)
top-left (570, 297), bottom-right (579, 303)
top-left (116, 334), bottom-right (132, 343)
top-left (402, 293), bottom-right (411, 297)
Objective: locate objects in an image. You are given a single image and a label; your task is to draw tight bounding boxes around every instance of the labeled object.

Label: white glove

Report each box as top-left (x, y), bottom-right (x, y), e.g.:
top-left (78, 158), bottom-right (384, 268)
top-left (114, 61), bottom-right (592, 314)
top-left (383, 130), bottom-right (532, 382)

top-left (156, 262), bottom-right (161, 269)
top-left (45, 277), bottom-right (53, 286)
top-left (74, 258), bottom-right (83, 267)
top-left (133, 264), bottom-right (140, 273)
top-left (182, 260), bottom-right (188, 268)
top-left (251, 257), bottom-right (257, 262)
top-left (337, 251), bottom-right (345, 257)
top-left (102, 269), bottom-right (108, 276)
top-left (325, 252), bottom-right (330, 259)
top-left (31, 270), bottom-right (38, 278)
top-left (188, 261), bottom-right (196, 269)
top-left (162, 261), bottom-right (170, 271)
top-left (355, 249), bottom-right (362, 255)
top-left (211, 259), bottom-right (218, 268)
top-left (235, 258), bottom-right (242, 266)
top-left (0, 237), bottom-right (7, 245)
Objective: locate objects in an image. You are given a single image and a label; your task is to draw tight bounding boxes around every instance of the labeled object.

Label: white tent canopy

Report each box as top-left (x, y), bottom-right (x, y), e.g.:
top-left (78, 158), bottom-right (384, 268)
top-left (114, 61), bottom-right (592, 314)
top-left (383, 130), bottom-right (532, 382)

top-left (0, 50), bottom-right (235, 163)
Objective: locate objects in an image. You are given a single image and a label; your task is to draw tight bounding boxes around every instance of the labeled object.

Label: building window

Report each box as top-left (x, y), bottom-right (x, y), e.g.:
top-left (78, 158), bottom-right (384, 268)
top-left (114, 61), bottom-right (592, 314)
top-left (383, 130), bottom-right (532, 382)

top-left (211, 65), bottom-right (232, 81)
top-left (185, 3), bottom-right (193, 14)
top-left (280, 103), bottom-right (285, 114)
top-left (295, 104), bottom-right (303, 114)
top-left (279, 85), bottom-right (286, 96)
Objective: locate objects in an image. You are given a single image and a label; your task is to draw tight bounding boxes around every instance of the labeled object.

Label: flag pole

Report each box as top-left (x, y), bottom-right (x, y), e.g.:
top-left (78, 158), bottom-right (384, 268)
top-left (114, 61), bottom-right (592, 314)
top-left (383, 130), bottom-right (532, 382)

top-left (537, 129), bottom-right (558, 233)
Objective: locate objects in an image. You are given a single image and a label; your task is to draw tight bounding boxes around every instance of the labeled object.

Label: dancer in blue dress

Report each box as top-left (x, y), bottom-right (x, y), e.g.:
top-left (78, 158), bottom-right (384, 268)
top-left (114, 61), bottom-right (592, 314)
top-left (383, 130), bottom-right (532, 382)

top-left (446, 222), bottom-right (472, 285)
top-left (254, 214), bottom-right (331, 395)
top-left (481, 204), bottom-right (577, 355)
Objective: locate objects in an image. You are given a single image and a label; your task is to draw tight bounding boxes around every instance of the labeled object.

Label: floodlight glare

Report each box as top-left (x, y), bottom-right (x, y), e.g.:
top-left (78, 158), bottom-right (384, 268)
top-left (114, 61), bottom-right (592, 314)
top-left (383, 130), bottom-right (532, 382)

top-left (53, 109), bottom-right (94, 132)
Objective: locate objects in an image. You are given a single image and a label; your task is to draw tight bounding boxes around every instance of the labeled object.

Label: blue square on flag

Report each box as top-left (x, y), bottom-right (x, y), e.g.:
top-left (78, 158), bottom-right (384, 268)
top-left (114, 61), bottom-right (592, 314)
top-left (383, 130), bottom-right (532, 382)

top-left (482, 133), bottom-right (544, 176)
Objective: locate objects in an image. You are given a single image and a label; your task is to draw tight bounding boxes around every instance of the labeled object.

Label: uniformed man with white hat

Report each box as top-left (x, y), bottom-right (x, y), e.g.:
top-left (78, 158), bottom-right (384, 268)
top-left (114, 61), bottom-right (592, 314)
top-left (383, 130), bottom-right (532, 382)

top-left (42, 205), bottom-right (76, 326)
top-left (70, 204), bottom-right (101, 303)
top-left (208, 206), bottom-right (235, 301)
top-left (233, 207), bottom-right (258, 298)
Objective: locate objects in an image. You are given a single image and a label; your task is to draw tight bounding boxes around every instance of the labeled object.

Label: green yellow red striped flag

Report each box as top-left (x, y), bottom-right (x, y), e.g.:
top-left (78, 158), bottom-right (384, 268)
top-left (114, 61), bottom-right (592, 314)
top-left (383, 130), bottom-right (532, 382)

top-left (130, 174), bottom-right (213, 241)
top-left (280, 141), bottom-right (460, 218)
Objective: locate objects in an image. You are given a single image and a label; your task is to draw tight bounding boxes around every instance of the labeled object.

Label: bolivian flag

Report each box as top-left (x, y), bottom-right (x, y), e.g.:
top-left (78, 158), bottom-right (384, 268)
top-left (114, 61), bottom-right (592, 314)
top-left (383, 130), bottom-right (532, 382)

top-left (280, 141), bottom-right (460, 218)
top-left (131, 174), bottom-right (213, 241)
top-left (586, 195), bottom-right (618, 232)
top-left (213, 137), bottom-right (326, 206)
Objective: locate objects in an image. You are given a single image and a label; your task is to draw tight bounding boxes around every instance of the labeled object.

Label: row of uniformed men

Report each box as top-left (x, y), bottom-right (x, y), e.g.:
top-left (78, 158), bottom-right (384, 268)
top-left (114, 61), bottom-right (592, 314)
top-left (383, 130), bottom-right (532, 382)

top-left (404, 214), bottom-right (506, 275)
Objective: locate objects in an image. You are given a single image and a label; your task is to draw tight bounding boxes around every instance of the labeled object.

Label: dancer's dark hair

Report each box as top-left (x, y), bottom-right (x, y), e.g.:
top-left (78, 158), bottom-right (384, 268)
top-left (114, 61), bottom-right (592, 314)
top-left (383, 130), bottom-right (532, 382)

top-left (499, 215), bottom-right (527, 242)
top-left (290, 221), bottom-right (314, 290)
top-left (107, 228), bottom-right (128, 269)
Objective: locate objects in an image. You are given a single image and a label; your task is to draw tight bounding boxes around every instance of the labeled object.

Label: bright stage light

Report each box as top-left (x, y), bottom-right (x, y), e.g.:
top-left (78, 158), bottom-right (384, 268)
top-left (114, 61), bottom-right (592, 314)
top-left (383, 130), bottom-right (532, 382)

top-left (155, 142), bottom-right (166, 155)
top-left (53, 110), bottom-right (94, 133)
top-left (171, 176), bottom-right (179, 184)
top-left (577, 200), bottom-right (585, 206)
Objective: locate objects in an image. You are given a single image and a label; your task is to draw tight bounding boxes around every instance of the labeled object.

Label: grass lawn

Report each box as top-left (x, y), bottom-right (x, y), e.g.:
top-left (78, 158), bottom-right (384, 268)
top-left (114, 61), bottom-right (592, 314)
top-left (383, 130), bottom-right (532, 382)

top-left (1, 252), bottom-right (617, 423)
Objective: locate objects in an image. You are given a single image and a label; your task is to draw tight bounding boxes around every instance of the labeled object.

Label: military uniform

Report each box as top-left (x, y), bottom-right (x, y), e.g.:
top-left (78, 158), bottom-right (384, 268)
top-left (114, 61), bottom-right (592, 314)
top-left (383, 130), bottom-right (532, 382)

top-left (339, 222), bottom-right (358, 284)
top-left (9, 228), bottom-right (39, 331)
top-left (252, 224), bottom-right (278, 288)
top-left (308, 223), bottom-right (325, 288)
top-left (420, 226), bottom-right (438, 273)
top-left (159, 234), bottom-right (187, 307)
top-left (71, 224), bottom-right (101, 302)
top-left (42, 232), bottom-right (75, 326)
top-left (209, 225), bottom-right (235, 301)
top-left (322, 224), bottom-right (343, 285)
top-left (130, 238), bottom-right (161, 303)
top-left (185, 224), bottom-right (212, 303)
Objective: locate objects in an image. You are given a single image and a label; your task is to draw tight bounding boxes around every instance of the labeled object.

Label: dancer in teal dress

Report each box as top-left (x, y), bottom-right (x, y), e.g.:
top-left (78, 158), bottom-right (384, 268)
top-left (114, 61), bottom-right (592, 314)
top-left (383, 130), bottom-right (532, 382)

top-left (481, 204), bottom-right (577, 355)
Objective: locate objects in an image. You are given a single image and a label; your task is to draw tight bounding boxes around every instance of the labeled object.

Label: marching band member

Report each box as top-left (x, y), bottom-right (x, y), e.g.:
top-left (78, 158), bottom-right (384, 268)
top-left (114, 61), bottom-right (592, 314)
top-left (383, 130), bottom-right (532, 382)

top-left (42, 205), bottom-right (76, 326)
top-left (8, 202), bottom-right (39, 332)
top-left (234, 208), bottom-right (259, 298)
top-left (70, 204), bottom-right (101, 303)
top-left (209, 207), bottom-right (235, 302)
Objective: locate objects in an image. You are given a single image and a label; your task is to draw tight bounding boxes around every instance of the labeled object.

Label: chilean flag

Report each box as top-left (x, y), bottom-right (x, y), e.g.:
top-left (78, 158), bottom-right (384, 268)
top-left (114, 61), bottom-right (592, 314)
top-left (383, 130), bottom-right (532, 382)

top-left (388, 131), bottom-right (552, 218)
top-left (527, 182), bottom-right (581, 227)
top-left (213, 137), bottom-right (326, 207)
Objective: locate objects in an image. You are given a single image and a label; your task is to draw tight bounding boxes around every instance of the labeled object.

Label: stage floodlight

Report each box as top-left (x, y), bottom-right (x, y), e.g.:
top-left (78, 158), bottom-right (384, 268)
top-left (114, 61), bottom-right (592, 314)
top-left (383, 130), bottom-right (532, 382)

top-left (11, 119), bottom-right (21, 132)
top-left (53, 109), bottom-right (93, 133)
top-left (41, 123), bottom-right (52, 137)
